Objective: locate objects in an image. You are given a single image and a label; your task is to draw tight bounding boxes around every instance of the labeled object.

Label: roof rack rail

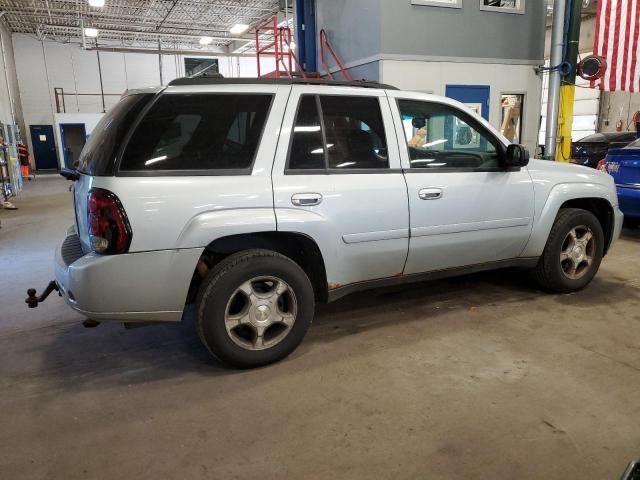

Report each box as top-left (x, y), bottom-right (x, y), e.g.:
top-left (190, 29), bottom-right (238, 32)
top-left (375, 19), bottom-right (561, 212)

top-left (167, 77), bottom-right (398, 90)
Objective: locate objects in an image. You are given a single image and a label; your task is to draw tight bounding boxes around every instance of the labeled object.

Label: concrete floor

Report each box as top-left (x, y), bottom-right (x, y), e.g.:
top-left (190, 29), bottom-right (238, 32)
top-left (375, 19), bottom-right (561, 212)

top-left (1, 174), bottom-right (639, 479)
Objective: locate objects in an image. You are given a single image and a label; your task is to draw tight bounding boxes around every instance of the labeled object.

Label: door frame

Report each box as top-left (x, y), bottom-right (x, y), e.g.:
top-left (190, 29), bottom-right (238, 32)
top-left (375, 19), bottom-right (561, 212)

top-left (59, 123), bottom-right (87, 169)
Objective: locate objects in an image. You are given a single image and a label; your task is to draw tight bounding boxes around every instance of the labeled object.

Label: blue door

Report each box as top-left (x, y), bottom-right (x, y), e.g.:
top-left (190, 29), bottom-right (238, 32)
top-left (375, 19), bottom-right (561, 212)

top-left (30, 125), bottom-right (59, 170)
top-left (445, 85), bottom-right (491, 121)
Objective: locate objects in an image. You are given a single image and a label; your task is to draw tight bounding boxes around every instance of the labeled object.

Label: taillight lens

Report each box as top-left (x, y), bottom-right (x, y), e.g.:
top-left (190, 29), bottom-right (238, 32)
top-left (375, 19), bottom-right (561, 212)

top-left (87, 188), bottom-right (132, 254)
top-left (596, 159), bottom-right (608, 172)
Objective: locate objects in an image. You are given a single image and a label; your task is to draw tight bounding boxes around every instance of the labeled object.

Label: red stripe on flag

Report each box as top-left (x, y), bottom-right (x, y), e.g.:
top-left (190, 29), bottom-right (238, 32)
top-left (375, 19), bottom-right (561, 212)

top-left (631, 1), bottom-right (640, 92)
top-left (609, 0), bottom-right (623, 91)
top-left (601, 0), bottom-right (612, 90)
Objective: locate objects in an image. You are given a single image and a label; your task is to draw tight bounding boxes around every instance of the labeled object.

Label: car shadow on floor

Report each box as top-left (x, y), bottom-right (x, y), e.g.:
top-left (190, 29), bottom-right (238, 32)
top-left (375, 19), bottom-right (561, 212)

top-left (20, 267), bottom-right (636, 393)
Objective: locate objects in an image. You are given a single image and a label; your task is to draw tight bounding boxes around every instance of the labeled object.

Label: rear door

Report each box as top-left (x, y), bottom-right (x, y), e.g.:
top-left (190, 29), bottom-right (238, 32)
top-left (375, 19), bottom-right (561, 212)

top-left (272, 86), bottom-right (409, 288)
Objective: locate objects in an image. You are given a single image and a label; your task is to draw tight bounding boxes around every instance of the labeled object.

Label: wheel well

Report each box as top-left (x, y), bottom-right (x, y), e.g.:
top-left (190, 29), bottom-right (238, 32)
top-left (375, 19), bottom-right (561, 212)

top-left (560, 198), bottom-right (614, 254)
top-left (186, 232), bottom-right (328, 305)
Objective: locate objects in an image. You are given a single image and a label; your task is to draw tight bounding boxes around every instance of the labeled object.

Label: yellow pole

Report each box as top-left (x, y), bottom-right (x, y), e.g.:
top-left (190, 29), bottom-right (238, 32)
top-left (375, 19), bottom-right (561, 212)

top-left (555, 83), bottom-right (575, 162)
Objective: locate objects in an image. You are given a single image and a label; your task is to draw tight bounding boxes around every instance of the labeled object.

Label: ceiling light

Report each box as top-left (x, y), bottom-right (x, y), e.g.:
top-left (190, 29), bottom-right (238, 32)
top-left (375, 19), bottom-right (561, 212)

top-left (84, 27), bottom-right (98, 37)
top-left (230, 24), bottom-right (249, 35)
top-left (199, 36), bottom-right (213, 45)
top-left (88, 0), bottom-right (105, 6)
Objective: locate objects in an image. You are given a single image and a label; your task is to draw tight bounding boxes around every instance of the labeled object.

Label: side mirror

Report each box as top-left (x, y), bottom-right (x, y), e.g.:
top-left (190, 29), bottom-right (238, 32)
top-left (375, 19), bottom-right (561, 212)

top-left (504, 144), bottom-right (530, 168)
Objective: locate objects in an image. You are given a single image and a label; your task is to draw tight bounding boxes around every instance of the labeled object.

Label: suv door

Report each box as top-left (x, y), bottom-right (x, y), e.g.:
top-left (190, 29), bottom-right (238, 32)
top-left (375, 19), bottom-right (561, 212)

top-left (388, 92), bottom-right (535, 275)
top-left (272, 86), bottom-right (409, 289)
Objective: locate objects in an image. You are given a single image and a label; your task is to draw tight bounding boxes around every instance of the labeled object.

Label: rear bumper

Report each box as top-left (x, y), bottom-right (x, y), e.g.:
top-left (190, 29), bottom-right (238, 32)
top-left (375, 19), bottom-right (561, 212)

top-left (54, 230), bottom-right (203, 322)
top-left (617, 185), bottom-right (640, 219)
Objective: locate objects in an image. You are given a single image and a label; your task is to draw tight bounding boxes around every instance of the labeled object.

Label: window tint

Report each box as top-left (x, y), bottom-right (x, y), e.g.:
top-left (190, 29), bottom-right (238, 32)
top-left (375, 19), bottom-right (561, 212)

top-left (78, 93), bottom-right (153, 176)
top-left (288, 96), bottom-right (325, 170)
top-left (119, 94), bottom-right (272, 172)
top-left (398, 99), bottom-right (500, 170)
top-left (321, 96), bottom-right (389, 169)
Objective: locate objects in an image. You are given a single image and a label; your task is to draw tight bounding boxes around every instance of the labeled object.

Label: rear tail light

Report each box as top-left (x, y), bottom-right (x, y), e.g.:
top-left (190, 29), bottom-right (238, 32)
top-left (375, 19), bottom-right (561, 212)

top-left (87, 188), bottom-right (132, 254)
top-left (596, 159), bottom-right (608, 172)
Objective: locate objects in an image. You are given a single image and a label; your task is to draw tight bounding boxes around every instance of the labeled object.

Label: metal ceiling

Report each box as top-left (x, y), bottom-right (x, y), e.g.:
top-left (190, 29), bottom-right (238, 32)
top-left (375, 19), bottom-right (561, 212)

top-left (0, 0), bottom-right (288, 51)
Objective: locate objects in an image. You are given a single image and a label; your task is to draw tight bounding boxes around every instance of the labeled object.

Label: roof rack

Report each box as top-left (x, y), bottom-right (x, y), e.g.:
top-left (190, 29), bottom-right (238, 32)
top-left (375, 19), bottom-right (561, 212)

top-left (167, 77), bottom-right (398, 90)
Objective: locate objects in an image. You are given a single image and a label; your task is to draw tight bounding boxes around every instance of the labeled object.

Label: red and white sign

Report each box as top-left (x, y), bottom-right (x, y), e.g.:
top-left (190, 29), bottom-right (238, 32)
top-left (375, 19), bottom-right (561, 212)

top-left (592, 0), bottom-right (640, 91)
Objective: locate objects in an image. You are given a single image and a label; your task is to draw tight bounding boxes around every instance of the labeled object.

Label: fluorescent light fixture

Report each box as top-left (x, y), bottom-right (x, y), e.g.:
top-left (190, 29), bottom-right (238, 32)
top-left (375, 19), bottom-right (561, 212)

top-left (145, 155), bottom-right (167, 166)
top-left (199, 36), bottom-right (213, 45)
top-left (230, 24), bottom-right (249, 35)
top-left (335, 162), bottom-right (355, 168)
top-left (294, 126), bottom-right (320, 132)
top-left (84, 27), bottom-right (98, 37)
top-left (88, 0), bottom-right (105, 6)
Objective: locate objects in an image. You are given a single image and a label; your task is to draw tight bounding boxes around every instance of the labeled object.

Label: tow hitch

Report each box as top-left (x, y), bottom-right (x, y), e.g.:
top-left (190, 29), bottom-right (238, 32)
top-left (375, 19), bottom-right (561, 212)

top-left (25, 281), bottom-right (59, 308)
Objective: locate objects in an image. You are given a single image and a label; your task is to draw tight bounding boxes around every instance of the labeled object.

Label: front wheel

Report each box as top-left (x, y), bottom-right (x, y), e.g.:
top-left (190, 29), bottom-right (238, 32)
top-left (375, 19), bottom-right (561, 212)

top-left (534, 208), bottom-right (604, 293)
top-left (196, 250), bottom-right (315, 368)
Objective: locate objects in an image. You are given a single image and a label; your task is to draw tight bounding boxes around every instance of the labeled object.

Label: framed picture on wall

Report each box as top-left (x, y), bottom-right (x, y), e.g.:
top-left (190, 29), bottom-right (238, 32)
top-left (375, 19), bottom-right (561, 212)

top-left (480, 0), bottom-right (525, 14)
top-left (410, 0), bottom-right (462, 8)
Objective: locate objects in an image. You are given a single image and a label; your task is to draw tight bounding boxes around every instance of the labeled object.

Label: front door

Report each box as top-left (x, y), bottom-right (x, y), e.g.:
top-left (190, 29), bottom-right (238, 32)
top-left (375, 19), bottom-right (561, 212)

top-left (445, 85), bottom-right (491, 121)
top-left (30, 125), bottom-right (58, 170)
top-left (272, 86), bottom-right (409, 288)
top-left (389, 93), bottom-right (534, 275)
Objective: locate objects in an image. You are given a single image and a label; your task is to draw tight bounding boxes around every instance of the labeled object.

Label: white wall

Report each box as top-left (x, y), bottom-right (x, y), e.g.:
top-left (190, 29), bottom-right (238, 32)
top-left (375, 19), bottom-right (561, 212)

top-left (0, 20), bottom-right (24, 139)
top-left (380, 60), bottom-right (542, 154)
top-left (12, 33), bottom-right (273, 168)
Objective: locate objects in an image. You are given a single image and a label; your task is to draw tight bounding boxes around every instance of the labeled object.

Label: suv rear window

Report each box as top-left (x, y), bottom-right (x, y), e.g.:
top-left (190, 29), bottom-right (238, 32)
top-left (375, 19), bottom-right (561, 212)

top-left (119, 93), bottom-right (273, 173)
top-left (77, 93), bottom-right (153, 176)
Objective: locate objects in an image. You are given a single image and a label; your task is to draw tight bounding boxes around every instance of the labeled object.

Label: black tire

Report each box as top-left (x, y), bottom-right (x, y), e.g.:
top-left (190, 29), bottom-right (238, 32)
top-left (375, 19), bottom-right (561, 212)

top-left (195, 249), bottom-right (315, 368)
top-left (534, 208), bottom-right (604, 293)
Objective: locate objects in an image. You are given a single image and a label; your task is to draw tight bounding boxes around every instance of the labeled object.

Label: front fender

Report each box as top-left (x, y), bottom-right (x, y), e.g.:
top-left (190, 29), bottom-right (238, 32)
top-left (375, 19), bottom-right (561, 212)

top-left (521, 182), bottom-right (616, 257)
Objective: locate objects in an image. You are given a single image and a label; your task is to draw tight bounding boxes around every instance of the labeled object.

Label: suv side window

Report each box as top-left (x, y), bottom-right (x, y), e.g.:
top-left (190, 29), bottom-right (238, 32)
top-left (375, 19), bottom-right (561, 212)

top-left (119, 93), bottom-right (273, 172)
top-left (397, 99), bottom-right (500, 171)
top-left (287, 95), bottom-right (389, 172)
top-left (288, 96), bottom-right (325, 170)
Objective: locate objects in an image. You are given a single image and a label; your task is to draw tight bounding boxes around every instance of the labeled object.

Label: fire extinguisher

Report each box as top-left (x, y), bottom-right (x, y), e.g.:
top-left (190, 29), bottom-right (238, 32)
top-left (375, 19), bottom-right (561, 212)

top-left (615, 119), bottom-right (624, 132)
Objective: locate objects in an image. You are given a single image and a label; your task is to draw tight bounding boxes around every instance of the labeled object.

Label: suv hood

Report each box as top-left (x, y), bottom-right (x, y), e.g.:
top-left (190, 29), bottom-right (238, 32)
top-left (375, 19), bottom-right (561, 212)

top-left (527, 158), bottom-right (614, 187)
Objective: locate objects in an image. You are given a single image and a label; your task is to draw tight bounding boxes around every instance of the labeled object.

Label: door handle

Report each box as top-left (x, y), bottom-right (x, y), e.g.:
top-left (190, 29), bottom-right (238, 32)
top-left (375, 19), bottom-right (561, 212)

top-left (291, 193), bottom-right (323, 206)
top-left (418, 188), bottom-right (443, 200)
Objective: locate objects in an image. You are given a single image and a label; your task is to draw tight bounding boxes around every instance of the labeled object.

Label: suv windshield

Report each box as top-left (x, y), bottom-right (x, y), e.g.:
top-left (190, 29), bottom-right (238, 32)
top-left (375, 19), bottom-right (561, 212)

top-left (77, 93), bottom-right (154, 175)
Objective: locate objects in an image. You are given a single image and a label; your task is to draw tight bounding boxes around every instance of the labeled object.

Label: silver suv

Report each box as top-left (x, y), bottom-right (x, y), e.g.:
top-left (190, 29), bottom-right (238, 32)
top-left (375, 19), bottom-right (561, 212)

top-left (30, 78), bottom-right (623, 368)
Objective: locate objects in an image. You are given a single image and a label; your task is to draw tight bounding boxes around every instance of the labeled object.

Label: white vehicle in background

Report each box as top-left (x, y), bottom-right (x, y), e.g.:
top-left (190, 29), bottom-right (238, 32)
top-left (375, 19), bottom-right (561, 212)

top-left (26, 77), bottom-right (623, 368)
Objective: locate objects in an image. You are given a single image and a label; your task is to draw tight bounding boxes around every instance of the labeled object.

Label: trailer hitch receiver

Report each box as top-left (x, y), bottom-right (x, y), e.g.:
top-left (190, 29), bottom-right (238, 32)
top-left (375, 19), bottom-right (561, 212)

top-left (25, 281), bottom-right (59, 308)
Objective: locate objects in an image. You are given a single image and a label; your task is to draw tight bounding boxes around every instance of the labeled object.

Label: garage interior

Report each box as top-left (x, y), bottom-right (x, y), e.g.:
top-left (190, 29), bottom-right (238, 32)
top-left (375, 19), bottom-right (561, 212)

top-left (1, 1), bottom-right (639, 479)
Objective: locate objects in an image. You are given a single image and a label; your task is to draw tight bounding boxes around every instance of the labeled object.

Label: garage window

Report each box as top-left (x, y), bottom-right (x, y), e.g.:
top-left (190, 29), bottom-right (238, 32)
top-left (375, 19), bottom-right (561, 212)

top-left (119, 93), bottom-right (273, 173)
top-left (287, 95), bottom-right (389, 172)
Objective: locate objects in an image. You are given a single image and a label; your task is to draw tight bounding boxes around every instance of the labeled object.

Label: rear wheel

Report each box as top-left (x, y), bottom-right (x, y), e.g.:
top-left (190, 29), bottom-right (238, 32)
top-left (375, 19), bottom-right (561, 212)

top-left (196, 250), bottom-right (315, 368)
top-left (534, 208), bottom-right (604, 293)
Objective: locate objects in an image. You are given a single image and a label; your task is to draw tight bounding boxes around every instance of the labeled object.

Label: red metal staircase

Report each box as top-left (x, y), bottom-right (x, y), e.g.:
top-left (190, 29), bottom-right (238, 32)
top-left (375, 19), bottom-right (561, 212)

top-left (255, 16), bottom-right (350, 81)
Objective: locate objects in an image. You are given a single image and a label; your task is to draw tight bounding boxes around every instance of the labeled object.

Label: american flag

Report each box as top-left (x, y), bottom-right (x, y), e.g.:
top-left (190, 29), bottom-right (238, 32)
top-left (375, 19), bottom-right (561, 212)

top-left (592, 0), bottom-right (640, 91)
